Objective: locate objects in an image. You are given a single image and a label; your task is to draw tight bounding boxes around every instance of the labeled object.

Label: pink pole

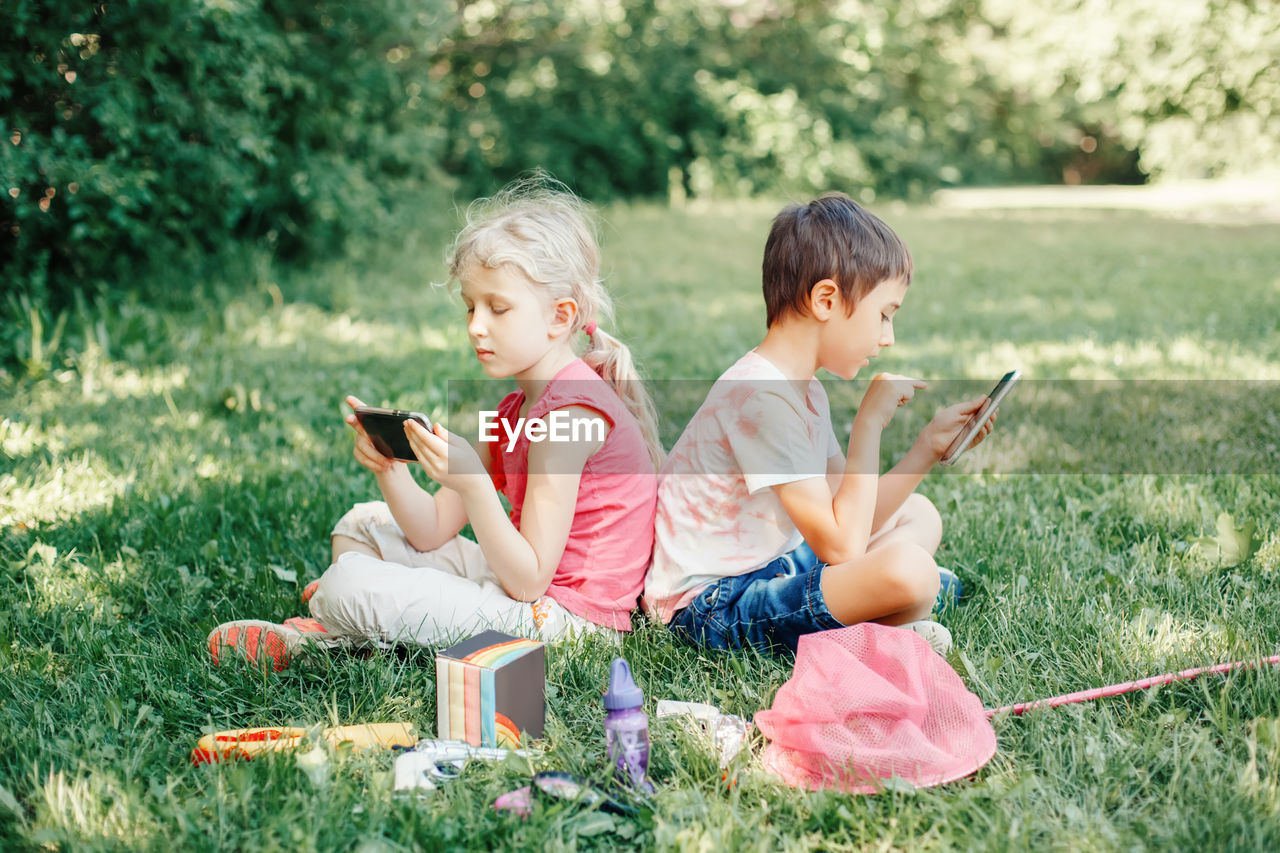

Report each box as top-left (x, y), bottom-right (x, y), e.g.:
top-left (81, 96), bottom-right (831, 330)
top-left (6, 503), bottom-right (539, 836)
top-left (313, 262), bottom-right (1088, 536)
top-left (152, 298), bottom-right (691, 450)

top-left (985, 654), bottom-right (1280, 718)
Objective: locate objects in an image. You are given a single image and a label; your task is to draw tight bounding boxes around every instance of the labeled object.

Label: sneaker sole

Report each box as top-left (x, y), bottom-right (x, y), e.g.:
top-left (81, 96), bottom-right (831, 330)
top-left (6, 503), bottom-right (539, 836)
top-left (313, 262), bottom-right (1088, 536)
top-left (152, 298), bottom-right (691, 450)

top-left (208, 621), bottom-right (295, 672)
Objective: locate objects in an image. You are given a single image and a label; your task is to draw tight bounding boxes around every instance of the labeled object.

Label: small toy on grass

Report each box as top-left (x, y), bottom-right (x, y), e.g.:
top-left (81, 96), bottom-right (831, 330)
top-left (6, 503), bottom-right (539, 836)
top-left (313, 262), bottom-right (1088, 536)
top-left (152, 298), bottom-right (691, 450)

top-left (654, 700), bottom-right (750, 769)
top-left (532, 771), bottom-right (638, 816)
top-left (190, 722), bottom-right (418, 765)
top-left (494, 658), bottom-right (659, 819)
top-left (493, 785), bottom-right (534, 818)
top-left (604, 657), bottom-right (653, 794)
top-left (436, 630), bottom-right (545, 748)
top-left (492, 772), bottom-right (639, 818)
top-left (392, 738), bottom-right (534, 794)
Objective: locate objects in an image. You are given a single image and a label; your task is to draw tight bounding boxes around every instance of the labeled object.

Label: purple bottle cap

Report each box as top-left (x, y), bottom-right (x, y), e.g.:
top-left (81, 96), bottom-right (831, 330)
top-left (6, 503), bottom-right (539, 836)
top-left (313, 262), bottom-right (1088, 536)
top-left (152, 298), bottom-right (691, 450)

top-left (603, 657), bottom-right (643, 710)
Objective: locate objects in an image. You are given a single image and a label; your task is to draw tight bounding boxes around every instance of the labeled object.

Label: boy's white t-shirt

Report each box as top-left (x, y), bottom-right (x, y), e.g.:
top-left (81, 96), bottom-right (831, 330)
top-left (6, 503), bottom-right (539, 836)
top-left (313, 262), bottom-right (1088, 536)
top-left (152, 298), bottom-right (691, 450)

top-left (643, 350), bottom-right (843, 622)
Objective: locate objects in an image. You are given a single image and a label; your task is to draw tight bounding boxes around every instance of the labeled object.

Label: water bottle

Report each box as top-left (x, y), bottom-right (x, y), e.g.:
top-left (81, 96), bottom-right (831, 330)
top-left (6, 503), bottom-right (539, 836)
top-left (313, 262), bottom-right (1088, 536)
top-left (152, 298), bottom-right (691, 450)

top-left (603, 657), bottom-right (653, 793)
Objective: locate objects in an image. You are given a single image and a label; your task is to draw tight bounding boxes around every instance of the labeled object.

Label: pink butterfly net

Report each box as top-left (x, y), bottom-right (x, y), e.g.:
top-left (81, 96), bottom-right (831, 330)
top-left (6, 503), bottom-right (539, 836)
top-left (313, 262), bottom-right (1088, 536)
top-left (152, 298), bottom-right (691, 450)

top-left (754, 623), bottom-right (997, 793)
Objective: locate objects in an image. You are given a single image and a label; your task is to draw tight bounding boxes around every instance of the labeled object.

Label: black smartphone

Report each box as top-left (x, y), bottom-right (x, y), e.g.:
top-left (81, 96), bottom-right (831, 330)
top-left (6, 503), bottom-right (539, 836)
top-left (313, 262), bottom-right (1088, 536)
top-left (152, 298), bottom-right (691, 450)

top-left (354, 406), bottom-right (433, 462)
top-left (939, 370), bottom-right (1021, 466)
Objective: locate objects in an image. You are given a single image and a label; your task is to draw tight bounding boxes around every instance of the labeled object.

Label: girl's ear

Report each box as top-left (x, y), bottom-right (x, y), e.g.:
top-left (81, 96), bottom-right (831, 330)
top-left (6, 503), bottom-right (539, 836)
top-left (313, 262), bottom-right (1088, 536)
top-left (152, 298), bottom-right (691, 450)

top-left (808, 279), bottom-right (839, 321)
top-left (549, 297), bottom-right (579, 337)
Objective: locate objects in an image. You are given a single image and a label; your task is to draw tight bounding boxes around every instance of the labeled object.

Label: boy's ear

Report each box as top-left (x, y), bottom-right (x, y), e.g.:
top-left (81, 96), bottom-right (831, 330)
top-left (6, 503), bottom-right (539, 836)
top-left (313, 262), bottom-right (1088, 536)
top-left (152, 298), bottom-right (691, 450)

top-left (549, 298), bottom-right (579, 337)
top-left (808, 279), bottom-right (840, 321)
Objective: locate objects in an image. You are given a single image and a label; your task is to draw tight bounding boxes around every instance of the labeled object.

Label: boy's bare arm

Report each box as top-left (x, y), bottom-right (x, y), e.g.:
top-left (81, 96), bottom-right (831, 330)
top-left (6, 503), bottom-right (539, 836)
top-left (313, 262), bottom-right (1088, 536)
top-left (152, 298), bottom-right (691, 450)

top-left (786, 373), bottom-right (927, 562)
top-left (825, 448), bottom-right (928, 533)
top-left (778, 418), bottom-right (881, 564)
top-left (873, 394), bottom-right (995, 528)
top-left (872, 446), bottom-right (936, 530)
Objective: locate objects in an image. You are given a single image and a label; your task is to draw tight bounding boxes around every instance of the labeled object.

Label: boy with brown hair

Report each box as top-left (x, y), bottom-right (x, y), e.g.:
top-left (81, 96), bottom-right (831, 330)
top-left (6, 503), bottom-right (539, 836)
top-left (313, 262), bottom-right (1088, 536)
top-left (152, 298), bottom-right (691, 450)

top-left (644, 193), bottom-right (993, 654)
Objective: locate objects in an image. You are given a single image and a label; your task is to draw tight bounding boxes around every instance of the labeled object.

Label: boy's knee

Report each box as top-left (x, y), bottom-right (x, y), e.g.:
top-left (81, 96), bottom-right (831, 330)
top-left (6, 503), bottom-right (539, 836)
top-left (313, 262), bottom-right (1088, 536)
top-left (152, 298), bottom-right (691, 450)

top-left (903, 493), bottom-right (942, 550)
top-left (879, 541), bottom-right (939, 606)
top-left (904, 492), bottom-right (941, 528)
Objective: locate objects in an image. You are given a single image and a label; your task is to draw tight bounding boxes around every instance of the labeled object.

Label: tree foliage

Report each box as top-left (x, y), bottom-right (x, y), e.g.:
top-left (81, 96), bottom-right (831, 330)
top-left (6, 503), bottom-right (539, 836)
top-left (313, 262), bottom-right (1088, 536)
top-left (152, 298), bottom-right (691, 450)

top-left (975, 0), bottom-right (1280, 181)
top-left (433, 0), bottom-right (1071, 202)
top-left (2, 0), bottom-right (1276, 342)
top-left (1, 0), bottom-right (448, 315)
top-left (432, 0), bottom-right (1277, 198)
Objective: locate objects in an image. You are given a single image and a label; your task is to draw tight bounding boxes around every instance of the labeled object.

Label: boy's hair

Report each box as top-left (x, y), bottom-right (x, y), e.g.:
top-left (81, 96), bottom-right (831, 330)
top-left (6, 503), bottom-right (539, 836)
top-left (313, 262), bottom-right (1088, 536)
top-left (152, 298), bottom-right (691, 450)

top-left (762, 192), bottom-right (913, 327)
top-left (448, 172), bottom-right (665, 470)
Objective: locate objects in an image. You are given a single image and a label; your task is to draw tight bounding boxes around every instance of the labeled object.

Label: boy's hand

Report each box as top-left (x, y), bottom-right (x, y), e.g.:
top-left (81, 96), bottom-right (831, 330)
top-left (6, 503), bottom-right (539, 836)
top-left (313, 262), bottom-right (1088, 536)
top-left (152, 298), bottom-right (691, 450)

top-left (919, 395), bottom-right (997, 461)
top-left (405, 420), bottom-right (490, 496)
top-left (854, 373), bottom-right (929, 432)
top-left (345, 395), bottom-right (398, 474)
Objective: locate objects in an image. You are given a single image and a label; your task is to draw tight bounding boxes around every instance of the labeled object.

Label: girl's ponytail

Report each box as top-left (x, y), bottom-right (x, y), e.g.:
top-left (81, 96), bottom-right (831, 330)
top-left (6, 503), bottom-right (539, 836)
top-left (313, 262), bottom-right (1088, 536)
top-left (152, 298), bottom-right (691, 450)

top-left (582, 327), bottom-right (665, 472)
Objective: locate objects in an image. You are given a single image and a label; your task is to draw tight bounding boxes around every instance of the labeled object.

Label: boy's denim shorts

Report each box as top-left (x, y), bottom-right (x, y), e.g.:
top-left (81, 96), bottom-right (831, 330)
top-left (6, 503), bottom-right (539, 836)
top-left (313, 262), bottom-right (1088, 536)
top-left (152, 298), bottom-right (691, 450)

top-left (667, 542), bottom-right (844, 654)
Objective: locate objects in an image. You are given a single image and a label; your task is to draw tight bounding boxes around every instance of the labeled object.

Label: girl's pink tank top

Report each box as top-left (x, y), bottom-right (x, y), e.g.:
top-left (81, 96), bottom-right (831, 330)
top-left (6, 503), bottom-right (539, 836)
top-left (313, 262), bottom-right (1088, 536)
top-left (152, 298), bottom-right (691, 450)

top-left (490, 358), bottom-right (657, 630)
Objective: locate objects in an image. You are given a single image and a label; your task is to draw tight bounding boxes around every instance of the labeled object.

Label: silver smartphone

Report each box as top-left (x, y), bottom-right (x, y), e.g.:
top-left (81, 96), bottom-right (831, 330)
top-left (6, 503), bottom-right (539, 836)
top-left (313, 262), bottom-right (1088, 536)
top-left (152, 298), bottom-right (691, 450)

top-left (354, 406), bottom-right (432, 462)
top-left (939, 370), bottom-right (1020, 466)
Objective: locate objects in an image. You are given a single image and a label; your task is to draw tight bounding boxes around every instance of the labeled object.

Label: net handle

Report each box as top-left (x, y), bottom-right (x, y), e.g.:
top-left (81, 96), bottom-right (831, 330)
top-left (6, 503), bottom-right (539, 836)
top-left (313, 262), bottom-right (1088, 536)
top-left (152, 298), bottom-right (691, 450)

top-left (986, 654), bottom-right (1280, 718)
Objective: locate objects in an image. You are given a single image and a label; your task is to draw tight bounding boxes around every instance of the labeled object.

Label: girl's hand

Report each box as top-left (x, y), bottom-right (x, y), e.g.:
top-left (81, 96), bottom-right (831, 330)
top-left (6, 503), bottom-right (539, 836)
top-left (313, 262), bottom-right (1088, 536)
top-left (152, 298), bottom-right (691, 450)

top-left (918, 395), bottom-right (997, 461)
top-left (405, 420), bottom-right (490, 495)
top-left (854, 373), bottom-right (929, 432)
top-left (345, 394), bottom-right (398, 474)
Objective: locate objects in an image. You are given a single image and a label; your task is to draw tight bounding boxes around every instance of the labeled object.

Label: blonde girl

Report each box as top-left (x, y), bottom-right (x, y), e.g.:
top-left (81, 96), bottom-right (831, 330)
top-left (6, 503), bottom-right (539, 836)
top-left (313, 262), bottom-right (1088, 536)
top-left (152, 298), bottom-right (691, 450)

top-left (208, 176), bottom-right (662, 668)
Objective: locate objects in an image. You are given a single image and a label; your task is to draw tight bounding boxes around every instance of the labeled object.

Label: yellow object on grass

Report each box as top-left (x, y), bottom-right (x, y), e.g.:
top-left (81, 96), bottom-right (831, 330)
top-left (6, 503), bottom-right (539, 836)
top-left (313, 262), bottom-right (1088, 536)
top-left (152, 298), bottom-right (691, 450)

top-left (190, 722), bottom-right (418, 764)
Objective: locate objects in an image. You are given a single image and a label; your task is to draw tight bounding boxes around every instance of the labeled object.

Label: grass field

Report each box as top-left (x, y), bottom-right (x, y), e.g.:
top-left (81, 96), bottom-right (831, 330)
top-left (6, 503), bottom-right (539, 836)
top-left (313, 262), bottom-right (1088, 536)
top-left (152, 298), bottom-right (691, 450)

top-left (2, 199), bottom-right (1279, 851)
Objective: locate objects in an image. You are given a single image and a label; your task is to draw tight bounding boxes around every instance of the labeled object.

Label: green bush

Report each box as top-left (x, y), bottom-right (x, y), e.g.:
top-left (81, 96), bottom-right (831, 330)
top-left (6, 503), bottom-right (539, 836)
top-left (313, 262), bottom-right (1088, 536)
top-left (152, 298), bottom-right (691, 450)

top-left (5, 0), bottom-right (1274, 372)
top-left (433, 0), bottom-right (1276, 199)
top-left (1, 0), bottom-right (448, 320)
top-left (433, 0), bottom-right (1071, 202)
top-left (974, 0), bottom-right (1280, 181)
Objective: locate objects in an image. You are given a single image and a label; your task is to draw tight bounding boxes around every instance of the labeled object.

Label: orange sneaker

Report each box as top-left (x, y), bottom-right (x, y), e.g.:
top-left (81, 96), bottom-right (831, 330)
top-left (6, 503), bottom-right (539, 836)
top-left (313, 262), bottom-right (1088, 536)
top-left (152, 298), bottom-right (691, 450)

top-left (301, 579), bottom-right (320, 604)
top-left (207, 617), bottom-right (332, 671)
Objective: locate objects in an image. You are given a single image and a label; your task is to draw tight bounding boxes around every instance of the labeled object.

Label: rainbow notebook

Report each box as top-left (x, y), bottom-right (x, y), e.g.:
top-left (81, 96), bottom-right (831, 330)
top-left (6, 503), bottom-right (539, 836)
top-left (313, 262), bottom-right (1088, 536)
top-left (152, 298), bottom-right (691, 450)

top-left (435, 630), bottom-right (545, 748)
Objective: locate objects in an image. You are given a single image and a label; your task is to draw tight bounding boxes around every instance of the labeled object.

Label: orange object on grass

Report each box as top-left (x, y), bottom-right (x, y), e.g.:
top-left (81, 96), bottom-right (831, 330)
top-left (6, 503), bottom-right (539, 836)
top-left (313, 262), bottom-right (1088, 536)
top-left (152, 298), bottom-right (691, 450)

top-left (190, 722), bottom-right (418, 765)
